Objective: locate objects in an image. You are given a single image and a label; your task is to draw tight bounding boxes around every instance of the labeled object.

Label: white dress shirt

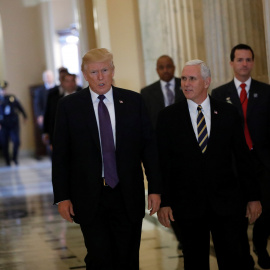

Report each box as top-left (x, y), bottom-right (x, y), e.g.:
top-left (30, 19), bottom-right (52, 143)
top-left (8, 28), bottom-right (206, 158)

top-left (89, 87), bottom-right (116, 145)
top-left (234, 77), bottom-right (251, 98)
top-left (187, 96), bottom-right (211, 140)
top-left (160, 78), bottom-right (175, 107)
top-left (90, 87), bottom-right (116, 177)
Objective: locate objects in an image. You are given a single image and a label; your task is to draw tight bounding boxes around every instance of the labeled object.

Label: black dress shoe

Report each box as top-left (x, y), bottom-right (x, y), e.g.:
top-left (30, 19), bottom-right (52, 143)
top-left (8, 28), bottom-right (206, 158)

top-left (258, 255), bottom-right (270, 269)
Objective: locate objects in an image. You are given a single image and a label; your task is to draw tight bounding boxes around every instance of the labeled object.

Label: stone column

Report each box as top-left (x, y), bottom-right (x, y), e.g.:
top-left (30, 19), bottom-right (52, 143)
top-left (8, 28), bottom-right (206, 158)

top-left (39, 1), bottom-right (57, 78)
top-left (138, 0), bottom-right (206, 85)
top-left (0, 14), bottom-right (6, 80)
top-left (263, 0), bottom-right (270, 83)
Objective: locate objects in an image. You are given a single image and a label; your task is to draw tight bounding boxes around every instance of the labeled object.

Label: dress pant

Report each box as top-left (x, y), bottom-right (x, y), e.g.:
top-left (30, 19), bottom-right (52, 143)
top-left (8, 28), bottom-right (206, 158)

top-left (253, 209), bottom-right (270, 257)
top-left (170, 219), bottom-right (182, 242)
top-left (240, 217), bottom-right (255, 270)
top-left (175, 208), bottom-right (245, 270)
top-left (80, 184), bottom-right (142, 270)
top-left (0, 126), bottom-right (20, 165)
top-left (252, 159), bottom-right (270, 258)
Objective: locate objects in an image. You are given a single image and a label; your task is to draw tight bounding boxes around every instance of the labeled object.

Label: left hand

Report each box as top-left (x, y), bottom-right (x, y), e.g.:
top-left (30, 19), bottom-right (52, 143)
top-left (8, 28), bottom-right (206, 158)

top-left (246, 200), bottom-right (262, 224)
top-left (148, 194), bottom-right (161, 216)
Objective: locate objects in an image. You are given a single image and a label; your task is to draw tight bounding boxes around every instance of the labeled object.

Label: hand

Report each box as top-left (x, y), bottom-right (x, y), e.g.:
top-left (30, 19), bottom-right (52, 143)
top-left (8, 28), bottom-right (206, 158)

top-left (246, 200), bottom-right (262, 224)
top-left (157, 206), bottom-right (174, 228)
top-left (148, 194), bottom-right (161, 216)
top-left (58, 200), bottom-right (75, 223)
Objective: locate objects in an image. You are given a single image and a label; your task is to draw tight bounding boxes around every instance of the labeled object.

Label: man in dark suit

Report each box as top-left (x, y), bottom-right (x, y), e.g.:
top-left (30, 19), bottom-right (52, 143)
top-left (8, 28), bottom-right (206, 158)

top-left (212, 44), bottom-right (270, 269)
top-left (43, 73), bottom-right (80, 151)
top-left (141, 55), bottom-right (184, 251)
top-left (141, 55), bottom-right (184, 129)
top-left (157, 59), bottom-right (262, 270)
top-left (52, 48), bottom-right (161, 270)
top-left (33, 70), bottom-right (55, 129)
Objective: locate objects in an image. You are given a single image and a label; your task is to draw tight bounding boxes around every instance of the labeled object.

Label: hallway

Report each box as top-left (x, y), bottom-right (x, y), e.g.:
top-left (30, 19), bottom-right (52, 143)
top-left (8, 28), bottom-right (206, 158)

top-left (0, 157), bottom-right (263, 269)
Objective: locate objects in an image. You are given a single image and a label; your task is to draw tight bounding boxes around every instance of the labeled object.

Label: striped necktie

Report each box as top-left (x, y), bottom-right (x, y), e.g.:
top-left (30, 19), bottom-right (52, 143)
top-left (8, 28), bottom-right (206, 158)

top-left (197, 105), bottom-right (208, 153)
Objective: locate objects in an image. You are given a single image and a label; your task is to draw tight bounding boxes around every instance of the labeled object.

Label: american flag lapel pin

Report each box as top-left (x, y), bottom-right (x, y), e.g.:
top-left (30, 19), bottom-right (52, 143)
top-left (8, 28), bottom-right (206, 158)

top-left (214, 110), bottom-right (218, 114)
top-left (119, 100), bottom-right (123, 103)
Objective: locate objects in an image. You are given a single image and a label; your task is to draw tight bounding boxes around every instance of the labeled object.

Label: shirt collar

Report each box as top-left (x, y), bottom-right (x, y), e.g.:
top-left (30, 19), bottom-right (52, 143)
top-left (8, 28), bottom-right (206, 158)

top-left (187, 95), bottom-right (210, 113)
top-left (234, 77), bottom-right (251, 92)
top-left (160, 77), bottom-right (175, 89)
top-left (89, 87), bottom-right (113, 103)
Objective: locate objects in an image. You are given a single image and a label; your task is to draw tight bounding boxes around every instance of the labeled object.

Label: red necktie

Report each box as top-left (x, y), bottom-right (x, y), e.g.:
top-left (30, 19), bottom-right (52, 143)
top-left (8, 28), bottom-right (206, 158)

top-left (240, 83), bottom-right (253, 149)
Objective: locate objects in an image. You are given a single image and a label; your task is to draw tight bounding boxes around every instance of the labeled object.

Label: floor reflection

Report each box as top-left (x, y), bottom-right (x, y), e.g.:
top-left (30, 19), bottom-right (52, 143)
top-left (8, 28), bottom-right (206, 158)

top-left (0, 157), bottom-right (263, 270)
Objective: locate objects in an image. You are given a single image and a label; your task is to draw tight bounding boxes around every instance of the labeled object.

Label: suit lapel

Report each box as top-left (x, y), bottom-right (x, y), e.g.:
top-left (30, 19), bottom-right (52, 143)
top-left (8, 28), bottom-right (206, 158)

top-left (181, 100), bottom-right (202, 154)
top-left (225, 81), bottom-right (244, 120)
top-left (155, 82), bottom-right (165, 107)
top-left (112, 87), bottom-right (125, 150)
top-left (78, 88), bottom-right (100, 150)
top-left (207, 97), bottom-right (221, 152)
top-left (247, 79), bottom-right (258, 118)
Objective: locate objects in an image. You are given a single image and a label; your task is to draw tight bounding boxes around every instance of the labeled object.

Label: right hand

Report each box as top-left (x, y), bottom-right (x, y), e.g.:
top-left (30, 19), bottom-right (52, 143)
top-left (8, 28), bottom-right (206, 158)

top-left (58, 200), bottom-right (75, 223)
top-left (157, 206), bottom-right (174, 228)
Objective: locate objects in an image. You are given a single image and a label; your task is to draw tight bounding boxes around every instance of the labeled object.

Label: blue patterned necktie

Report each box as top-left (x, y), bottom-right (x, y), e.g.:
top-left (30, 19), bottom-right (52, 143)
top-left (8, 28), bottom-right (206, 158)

top-left (98, 95), bottom-right (119, 188)
top-left (165, 83), bottom-right (174, 106)
top-left (197, 105), bottom-right (208, 153)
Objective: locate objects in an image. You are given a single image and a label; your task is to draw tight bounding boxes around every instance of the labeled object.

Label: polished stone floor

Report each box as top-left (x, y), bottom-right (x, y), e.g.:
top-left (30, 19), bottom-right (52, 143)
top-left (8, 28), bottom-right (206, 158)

top-left (0, 157), bottom-right (266, 269)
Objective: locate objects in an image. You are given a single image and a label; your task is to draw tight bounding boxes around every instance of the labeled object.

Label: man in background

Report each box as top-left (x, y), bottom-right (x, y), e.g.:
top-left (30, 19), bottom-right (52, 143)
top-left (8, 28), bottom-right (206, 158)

top-left (141, 55), bottom-right (184, 129)
top-left (212, 43), bottom-right (270, 269)
top-left (141, 55), bottom-right (184, 251)
top-left (33, 70), bottom-right (55, 129)
top-left (43, 73), bottom-right (78, 151)
top-left (0, 80), bottom-right (27, 166)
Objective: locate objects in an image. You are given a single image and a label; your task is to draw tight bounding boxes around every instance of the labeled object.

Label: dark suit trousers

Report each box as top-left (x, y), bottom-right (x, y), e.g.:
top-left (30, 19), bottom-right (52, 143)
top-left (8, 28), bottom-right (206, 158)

top-left (80, 184), bottom-right (142, 270)
top-left (252, 156), bottom-right (270, 257)
top-left (175, 208), bottom-right (245, 270)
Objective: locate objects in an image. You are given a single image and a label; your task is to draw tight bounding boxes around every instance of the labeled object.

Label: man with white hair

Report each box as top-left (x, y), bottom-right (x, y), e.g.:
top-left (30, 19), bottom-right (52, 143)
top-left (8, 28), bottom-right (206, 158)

top-left (157, 59), bottom-right (261, 269)
top-left (33, 70), bottom-right (55, 128)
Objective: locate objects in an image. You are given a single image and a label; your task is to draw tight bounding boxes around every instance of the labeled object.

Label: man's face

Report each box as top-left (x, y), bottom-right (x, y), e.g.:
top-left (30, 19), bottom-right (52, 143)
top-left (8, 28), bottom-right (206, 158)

top-left (62, 75), bottom-right (76, 94)
top-left (230, 49), bottom-right (254, 81)
top-left (181, 65), bottom-right (210, 104)
top-left (156, 57), bottom-right (175, 82)
top-left (59, 71), bottom-right (68, 85)
top-left (83, 61), bottom-right (114, 95)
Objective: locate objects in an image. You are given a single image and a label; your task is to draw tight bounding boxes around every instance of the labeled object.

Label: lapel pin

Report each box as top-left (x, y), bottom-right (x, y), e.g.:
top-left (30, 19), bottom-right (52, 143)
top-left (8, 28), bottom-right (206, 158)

top-left (119, 100), bottom-right (123, 103)
top-left (226, 97), bottom-right (232, 104)
top-left (214, 110), bottom-right (218, 114)
top-left (253, 93), bottom-right (258, 98)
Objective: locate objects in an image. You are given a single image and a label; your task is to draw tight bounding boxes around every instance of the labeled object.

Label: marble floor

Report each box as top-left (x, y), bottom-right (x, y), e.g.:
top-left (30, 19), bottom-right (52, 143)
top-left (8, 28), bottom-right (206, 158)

top-left (0, 157), bottom-right (266, 269)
